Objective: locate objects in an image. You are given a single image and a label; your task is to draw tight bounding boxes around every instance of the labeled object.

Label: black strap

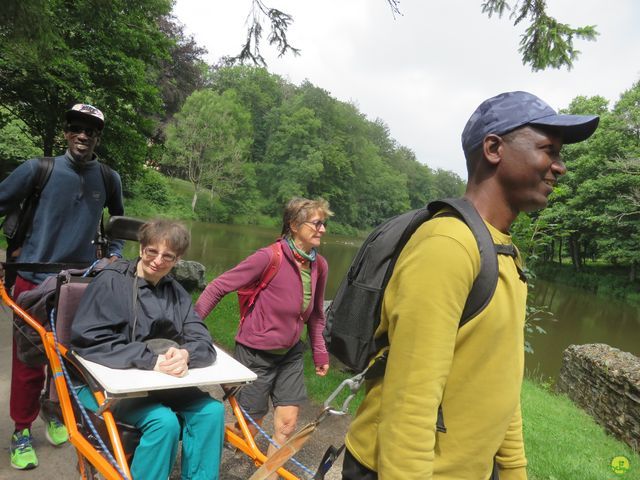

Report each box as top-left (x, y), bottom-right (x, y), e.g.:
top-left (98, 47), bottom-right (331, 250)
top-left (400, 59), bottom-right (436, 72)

top-left (313, 444), bottom-right (346, 479)
top-left (95, 162), bottom-right (116, 259)
top-left (130, 272), bottom-right (139, 340)
top-left (2, 262), bottom-right (91, 273)
top-left (490, 457), bottom-right (500, 480)
top-left (98, 162), bottom-right (116, 204)
top-left (428, 198), bottom-right (500, 327)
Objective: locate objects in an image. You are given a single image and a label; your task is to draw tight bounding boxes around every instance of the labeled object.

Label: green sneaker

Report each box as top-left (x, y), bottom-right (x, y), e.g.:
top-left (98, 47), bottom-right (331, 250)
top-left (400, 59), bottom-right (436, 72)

top-left (45, 418), bottom-right (69, 446)
top-left (10, 429), bottom-right (38, 470)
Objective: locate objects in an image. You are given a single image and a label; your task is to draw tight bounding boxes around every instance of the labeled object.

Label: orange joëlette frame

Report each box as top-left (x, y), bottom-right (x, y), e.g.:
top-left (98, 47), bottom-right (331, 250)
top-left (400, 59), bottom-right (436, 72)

top-left (1, 279), bottom-right (302, 480)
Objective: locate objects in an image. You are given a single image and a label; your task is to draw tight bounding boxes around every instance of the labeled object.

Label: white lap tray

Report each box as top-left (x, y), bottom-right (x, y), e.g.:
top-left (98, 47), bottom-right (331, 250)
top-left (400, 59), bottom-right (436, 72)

top-left (75, 346), bottom-right (256, 398)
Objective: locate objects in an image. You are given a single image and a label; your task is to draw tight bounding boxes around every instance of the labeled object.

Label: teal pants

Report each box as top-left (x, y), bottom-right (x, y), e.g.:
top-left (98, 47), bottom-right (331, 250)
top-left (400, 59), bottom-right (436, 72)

top-left (77, 386), bottom-right (224, 480)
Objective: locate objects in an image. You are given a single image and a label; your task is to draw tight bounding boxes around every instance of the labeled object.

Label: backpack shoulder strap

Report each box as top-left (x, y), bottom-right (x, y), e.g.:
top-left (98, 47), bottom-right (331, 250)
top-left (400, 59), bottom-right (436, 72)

top-left (259, 241), bottom-right (282, 289)
top-left (427, 197), bottom-right (499, 327)
top-left (34, 157), bottom-right (55, 197)
top-left (242, 241), bottom-right (283, 320)
top-left (98, 162), bottom-right (116, 206)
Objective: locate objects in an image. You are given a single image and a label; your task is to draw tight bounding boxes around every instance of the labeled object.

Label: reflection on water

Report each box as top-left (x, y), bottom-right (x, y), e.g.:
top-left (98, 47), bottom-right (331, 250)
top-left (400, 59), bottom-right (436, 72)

top-left (124, 222), bottom-right (640, 381)
top-left (527, 279), bottom-right (640, 380)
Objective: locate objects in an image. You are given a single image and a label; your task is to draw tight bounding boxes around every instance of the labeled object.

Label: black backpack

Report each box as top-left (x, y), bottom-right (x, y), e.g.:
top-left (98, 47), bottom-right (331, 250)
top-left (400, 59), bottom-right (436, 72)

top-left (324, 197), bottom-right (518, 374)
top-left (2, 157), bottom-right (54, 257)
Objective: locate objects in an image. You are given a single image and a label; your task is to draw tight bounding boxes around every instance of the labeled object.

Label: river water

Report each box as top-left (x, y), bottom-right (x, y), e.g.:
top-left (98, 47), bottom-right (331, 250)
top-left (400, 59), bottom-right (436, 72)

top-left (124, 221), bottom-right (640, 380)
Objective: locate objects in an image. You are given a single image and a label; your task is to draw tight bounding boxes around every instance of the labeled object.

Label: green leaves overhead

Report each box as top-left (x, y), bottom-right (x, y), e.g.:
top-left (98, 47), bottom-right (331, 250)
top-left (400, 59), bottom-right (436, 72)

top-left (481, 0), bottom-right (598, 71)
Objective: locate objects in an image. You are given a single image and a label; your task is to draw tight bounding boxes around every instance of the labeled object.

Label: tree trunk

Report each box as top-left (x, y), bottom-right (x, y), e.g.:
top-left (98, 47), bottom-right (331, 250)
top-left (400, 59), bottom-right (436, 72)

top-left (191, 187), bottom-right (198, 212)
top-left (43, 126), bottom-right (56, 156)
top-left (630, 262), bottom-right (637, 283)
top-left (568, 235), bottom-right (581, 271)
top-left (558, 237), bottom-right (563, 264)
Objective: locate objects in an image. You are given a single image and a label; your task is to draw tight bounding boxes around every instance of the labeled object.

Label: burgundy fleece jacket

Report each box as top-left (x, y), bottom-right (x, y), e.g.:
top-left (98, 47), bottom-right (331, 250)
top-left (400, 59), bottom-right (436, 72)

top-left (195, 238), bottom-right (330, 367)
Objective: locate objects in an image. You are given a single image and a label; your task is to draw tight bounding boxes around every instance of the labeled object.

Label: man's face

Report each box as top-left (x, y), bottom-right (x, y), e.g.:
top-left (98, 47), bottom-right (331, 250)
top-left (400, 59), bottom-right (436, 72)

top-left (498, 126), bottom-right (566, 213)
top-left (64, 119), bottom-right (101, 163)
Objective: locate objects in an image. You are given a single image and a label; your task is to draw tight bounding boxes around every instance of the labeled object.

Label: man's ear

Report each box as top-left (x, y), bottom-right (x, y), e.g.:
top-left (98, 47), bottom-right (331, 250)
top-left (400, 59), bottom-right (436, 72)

top-left (482, 134), bottom-right (502, 166)
top-left (95, 135), bottom-right (101, 147)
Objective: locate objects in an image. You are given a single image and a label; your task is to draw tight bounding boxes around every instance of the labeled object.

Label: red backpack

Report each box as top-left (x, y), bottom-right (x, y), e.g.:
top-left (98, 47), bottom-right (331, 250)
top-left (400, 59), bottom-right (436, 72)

top-left (237, 242), bottom-right (283, 323)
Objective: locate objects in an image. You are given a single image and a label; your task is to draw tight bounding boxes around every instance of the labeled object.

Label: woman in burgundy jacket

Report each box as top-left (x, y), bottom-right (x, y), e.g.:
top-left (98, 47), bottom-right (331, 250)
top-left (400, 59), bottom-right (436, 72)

top-left (195, 197), bottom-right (332, 469)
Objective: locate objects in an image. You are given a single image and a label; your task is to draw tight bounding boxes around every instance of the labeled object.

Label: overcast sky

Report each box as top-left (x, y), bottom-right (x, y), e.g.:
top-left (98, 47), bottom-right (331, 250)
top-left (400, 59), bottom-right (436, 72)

top-left (173, 0), bottom-right (640, 179)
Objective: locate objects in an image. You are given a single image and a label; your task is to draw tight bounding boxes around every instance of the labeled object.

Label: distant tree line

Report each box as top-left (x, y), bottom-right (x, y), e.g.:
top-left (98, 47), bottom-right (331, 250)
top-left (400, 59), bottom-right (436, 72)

top-left (160, 66), bottom-right (465, 229)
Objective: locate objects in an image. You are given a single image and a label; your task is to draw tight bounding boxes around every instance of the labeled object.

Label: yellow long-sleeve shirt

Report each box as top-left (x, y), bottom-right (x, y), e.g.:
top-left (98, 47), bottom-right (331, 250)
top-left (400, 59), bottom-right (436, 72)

top-left (345, 215), bottom-right (528, 480)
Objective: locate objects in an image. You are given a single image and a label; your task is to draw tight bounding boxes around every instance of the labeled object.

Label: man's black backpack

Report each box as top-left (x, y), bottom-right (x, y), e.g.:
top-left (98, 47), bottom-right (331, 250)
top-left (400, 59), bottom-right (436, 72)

top-left (324, 197), bottom-right (518, 374)
top-left (2, 157), bottom-right (55, 257)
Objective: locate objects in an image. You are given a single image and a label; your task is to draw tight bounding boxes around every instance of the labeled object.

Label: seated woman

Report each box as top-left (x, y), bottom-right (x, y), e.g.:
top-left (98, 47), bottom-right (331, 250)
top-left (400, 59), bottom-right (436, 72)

top-left (70, 219), bottom-right (224, 480)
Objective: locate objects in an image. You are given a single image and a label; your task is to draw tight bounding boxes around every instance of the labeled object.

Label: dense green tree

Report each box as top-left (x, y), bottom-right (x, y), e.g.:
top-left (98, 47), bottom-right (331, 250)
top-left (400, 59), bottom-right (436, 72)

top-left (156, 16), bottom-right (210, 120)
top-left (163, 89), bottom-right (253, 212)
top-left (0, 0), bottom-right (174, 182)
top-left (210, 66), bottom-right (284, 165)
top-left (0, 108), bottom-right (43, 177)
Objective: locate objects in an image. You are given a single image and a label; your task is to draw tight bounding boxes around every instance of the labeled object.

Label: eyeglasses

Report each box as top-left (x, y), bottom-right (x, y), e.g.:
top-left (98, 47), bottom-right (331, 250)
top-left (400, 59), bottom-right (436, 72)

top-left (66, 124), bottom-right (100, 138)
top-left (143, 247), bottom-right (177, 263)
top-left (303, 220), bottom-right (328, 231)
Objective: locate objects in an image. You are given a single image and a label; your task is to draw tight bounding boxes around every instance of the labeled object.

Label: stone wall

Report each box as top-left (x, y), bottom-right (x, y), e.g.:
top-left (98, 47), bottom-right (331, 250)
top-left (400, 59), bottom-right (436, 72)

top-left (557, 343), bottom-right (640, 451)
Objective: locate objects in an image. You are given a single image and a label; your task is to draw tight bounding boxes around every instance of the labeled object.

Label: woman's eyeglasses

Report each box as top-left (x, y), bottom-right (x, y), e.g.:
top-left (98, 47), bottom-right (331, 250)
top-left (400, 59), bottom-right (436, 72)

top-left (143, 247), bottom-right (177, 263)
top-left (303, 220), bottom-right (328, 231)
top-left (66, 124), bottom-right (100, 138)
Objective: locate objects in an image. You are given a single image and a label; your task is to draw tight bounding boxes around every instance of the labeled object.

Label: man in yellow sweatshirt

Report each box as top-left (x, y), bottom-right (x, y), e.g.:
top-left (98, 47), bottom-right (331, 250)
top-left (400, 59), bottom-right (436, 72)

top-left (342, 91), bottom-right (599, 480)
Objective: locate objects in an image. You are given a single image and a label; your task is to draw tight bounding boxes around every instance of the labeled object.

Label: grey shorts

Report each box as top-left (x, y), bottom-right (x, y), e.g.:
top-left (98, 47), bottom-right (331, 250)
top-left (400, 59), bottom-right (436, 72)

top-left (234, 341), bottom-right (307, 418)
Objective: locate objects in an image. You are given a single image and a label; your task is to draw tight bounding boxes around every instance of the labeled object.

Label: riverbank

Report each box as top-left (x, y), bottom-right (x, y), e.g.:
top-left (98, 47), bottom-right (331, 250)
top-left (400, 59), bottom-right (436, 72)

top-left (535, 262), bottom-right (640, 305)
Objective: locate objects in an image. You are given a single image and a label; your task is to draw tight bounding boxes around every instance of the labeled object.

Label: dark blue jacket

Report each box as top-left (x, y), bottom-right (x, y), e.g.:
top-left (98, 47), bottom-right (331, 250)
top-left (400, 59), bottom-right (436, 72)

top-left (0, 152), bottom-right (124, 283)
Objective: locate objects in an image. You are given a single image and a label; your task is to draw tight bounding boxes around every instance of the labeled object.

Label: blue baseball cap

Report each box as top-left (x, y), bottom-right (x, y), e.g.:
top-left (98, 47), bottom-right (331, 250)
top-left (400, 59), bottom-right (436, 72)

top-left (461, 91), bottom-right (599, 157)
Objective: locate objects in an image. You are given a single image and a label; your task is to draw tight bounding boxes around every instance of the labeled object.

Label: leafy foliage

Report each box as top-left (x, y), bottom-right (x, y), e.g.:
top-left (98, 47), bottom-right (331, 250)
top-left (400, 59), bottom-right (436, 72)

top-left (158, 67), bottom-right (465, 231)
top-left (226, 0), bottom-right (300, 66)
top-left (0, 108), bottom-right (43, 177)
top-left (162, 89), bottom-right (253, 212)
top-left (0, 0), bottom-right (208, 184)
top-left (229, 1), bottom-right (598, 71)
top-left (481, 0), bottom-right (598, 70)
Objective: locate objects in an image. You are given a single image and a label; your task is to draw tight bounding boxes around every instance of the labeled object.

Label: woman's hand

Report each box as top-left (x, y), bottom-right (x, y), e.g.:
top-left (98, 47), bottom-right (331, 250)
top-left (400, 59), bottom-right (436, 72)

top-left (315, 364), bottom-right (329, 376)
top-left (153, 347), bottom-right (190, 377)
